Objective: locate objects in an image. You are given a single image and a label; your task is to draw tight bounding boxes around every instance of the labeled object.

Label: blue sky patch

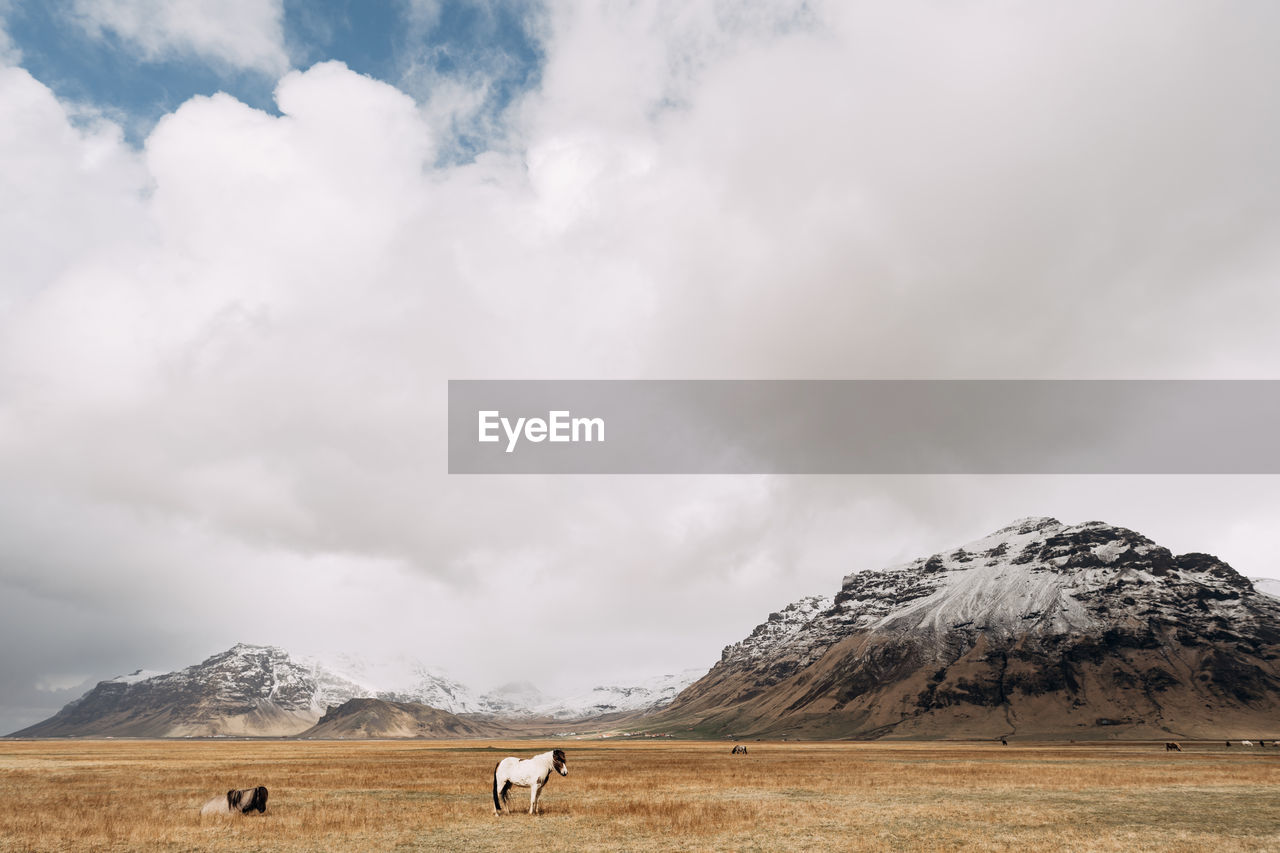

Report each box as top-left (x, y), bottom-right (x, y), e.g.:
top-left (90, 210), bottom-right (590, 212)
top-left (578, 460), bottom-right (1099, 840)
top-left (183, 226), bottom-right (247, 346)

top-left (4, 0), bottom-right (545, 153)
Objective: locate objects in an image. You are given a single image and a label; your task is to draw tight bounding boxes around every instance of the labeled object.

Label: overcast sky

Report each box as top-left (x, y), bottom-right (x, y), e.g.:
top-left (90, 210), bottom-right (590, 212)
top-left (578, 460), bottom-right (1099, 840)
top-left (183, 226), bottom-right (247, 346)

top-left (2, 0), bottom-right (1279, 735)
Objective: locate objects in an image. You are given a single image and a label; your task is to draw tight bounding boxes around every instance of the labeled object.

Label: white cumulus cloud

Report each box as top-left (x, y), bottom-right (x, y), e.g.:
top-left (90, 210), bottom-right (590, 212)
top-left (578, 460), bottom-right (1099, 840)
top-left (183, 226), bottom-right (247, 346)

top-left (70, 0), bottom-right (290, 75)
top-left (2, 1), bottom-right (1280, 735)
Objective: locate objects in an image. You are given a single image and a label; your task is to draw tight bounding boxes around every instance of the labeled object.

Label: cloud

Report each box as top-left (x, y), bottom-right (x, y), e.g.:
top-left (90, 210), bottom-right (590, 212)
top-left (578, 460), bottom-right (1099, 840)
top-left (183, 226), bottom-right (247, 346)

top-left (69, 0), bottom-right (290, 75)
top-left (2, 1), bottom-right (1280, 733)
top-left (0, 1), bottom-right (17, 64)
top-left (395, 0), bottom-right (547, 161)
top-left (521, 0), bottom-right (1280, 380)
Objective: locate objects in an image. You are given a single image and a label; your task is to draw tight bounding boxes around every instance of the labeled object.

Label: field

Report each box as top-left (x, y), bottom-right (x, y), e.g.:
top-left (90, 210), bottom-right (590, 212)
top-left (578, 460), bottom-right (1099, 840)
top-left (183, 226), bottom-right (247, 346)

top-left (1, 739), bottom-right (1278, 852)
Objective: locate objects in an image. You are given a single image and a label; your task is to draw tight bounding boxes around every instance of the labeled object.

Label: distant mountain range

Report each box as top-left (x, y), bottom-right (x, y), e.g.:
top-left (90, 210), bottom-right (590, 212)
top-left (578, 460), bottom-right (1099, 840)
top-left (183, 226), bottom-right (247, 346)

top-left (653, 518), bottom-right (1280, 740)
top-left (9, 644), bottom-right (701, 737)
top-left (12, 518), bottom-right (1280, 741)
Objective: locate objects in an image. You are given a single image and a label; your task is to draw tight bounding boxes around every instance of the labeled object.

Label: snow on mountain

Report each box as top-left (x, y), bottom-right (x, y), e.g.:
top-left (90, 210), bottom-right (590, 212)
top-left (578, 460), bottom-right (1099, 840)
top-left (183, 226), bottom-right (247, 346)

top-left (662, 517), bottom-right (1280, 740)
top-left (534, 669), bottom-right (706, 720)
top-left (477, 682), bottom-right (549, 716)
top-left (108, 669), bottom-right (164, 685)
top-left (10, 641), bottom-right (701, 736)
top-left (295, 651), bottom-right (482, 715)
top-left (13, 643), bottom-right (341, 737)
top-left (718, 517), bottom-right (1266, 671)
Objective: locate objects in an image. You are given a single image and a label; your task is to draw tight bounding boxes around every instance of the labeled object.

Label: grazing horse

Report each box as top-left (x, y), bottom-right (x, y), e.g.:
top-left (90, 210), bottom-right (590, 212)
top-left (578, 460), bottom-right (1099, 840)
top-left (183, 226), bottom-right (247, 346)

top-left (200, 786), bottom-right (268, 816)
top-left (1242, 740), bottom-right (1254, 747)
top-left (731, 744), bottom-right (748, 755)
top-left (492, 749), bottom-right (568, 815)
top-left (1165, 742), bottom-right (1181, 752)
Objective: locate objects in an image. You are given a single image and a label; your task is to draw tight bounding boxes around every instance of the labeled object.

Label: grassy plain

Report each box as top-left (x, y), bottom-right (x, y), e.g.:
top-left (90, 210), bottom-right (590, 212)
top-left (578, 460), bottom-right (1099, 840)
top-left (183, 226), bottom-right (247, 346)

top-left (0, 738), bottom-right (1277, 852)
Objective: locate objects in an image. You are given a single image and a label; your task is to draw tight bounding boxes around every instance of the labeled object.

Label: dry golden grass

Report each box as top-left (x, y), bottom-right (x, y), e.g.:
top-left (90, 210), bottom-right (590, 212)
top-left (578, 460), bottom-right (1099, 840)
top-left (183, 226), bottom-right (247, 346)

top-left (0, 739), bottom-right (1277, 851)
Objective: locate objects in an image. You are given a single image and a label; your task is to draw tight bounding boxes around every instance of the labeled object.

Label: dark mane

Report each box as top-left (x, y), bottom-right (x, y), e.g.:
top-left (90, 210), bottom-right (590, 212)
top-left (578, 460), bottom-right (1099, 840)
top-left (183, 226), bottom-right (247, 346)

top-left (227, 786), bottom-right (268, 814)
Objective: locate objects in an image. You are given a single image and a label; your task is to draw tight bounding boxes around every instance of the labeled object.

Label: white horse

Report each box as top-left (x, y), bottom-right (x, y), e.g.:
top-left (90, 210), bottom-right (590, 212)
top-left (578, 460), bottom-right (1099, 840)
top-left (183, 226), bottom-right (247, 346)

top-left (1242, 740), bottom-right (1254, 747)
top-left (492, 749), bottom-right (568, 815)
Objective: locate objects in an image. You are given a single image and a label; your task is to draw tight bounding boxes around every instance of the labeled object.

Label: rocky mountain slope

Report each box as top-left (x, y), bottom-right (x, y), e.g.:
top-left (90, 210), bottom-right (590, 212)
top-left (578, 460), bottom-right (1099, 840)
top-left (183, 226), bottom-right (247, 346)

top-left (12, 644), bottom-right (352, 737)
top-left (655, 518), bottom-right (1280, 740)
top-left (298, 698), bottom-right (503, 739)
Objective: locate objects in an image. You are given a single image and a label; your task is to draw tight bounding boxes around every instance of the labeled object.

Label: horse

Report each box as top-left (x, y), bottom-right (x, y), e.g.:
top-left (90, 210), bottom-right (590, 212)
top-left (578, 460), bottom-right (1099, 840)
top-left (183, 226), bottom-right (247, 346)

top-left (200, 786), bottom-right (268, 816)
top-left (1242, 740), bottom-right (1254, 747)
top-left (1000, 738), bottom-right (1008, 746)
top-left (492, 749), bottom-right (568, 815)
top-left (731, 744), bottom-right (748, 755)
top-left (1164, 742), bottom-right (1181, 752)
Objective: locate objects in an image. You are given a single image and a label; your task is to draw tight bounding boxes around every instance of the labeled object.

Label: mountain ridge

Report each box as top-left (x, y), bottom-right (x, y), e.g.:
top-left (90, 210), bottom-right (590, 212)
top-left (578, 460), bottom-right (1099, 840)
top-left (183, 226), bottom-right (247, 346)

top-left (652, 517), bottom-right (1280, 740)
top-left (13, 517), bottom-right (1280, 740)
top-left (8, 643), bottom-right (700, 737)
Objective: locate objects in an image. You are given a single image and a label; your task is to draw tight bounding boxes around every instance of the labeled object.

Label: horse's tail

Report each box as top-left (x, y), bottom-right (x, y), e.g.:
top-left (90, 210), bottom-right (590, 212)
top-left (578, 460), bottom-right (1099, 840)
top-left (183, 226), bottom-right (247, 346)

top-left (492, 761), bottom-right (512, 813)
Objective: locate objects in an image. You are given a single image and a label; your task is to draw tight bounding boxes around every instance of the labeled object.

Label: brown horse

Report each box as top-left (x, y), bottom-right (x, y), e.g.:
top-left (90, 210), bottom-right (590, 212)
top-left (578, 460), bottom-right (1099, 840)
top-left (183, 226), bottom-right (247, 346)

top-left (200, 786), bottom-right (268, 816)
top-left (1164, 742), bottom-right (1182, 752)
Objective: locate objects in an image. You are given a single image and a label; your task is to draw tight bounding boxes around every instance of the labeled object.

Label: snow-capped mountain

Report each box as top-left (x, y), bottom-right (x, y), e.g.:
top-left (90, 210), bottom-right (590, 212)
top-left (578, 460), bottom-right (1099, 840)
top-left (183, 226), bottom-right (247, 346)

top-left (13, 644), bottom-right (361, 737)
top-left (477, 682), bottom-right (549, 716)
top-left (9, 643), bottom-right (704, 737)
top-left (534, 669), bottom-right (705, 720)
top-left (657, 518), bottom-right (1280, 740)
top-left (296, 652), bottom-right (484, 715)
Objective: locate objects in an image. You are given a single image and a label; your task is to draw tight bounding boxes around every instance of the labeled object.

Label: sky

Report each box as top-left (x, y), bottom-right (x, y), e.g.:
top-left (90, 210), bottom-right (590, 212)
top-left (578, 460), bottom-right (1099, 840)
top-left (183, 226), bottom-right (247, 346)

top-left (2, 0), bottom-right (1280, 735)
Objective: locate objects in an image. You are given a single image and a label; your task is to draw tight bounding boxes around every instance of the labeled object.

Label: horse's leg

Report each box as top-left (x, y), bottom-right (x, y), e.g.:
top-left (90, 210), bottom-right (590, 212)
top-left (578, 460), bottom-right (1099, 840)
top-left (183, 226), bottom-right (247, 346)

top-left (530, 780), bottom-right (541, 815)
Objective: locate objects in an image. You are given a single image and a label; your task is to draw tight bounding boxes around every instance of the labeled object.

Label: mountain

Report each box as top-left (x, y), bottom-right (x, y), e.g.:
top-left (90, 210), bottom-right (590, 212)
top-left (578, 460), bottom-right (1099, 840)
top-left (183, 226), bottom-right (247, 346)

top-left (8, 644), bottom-right (524, 737)
top-left (8, 643), bottom-right (704, 737)
top-left (11, 644), bottom-right (364, 737)
top-left (654, 518), bottom-right (1280, 740)
top-left (476, 682), bottom-right (549, 717)
top-left (298, 652), bottom-right (486, 715)
top-left (534, 670), bottom-right (705, 720)
top-left (298, 698), bottom-right (502, 739)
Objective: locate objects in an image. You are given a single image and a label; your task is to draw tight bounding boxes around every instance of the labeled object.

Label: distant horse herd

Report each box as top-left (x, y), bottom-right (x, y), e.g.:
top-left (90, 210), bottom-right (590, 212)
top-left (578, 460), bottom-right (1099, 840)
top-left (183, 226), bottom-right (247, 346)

top-left (1164, 740), bottom-right (1274, 752)
top-left (195, 736), bottom-right (1279, 819)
